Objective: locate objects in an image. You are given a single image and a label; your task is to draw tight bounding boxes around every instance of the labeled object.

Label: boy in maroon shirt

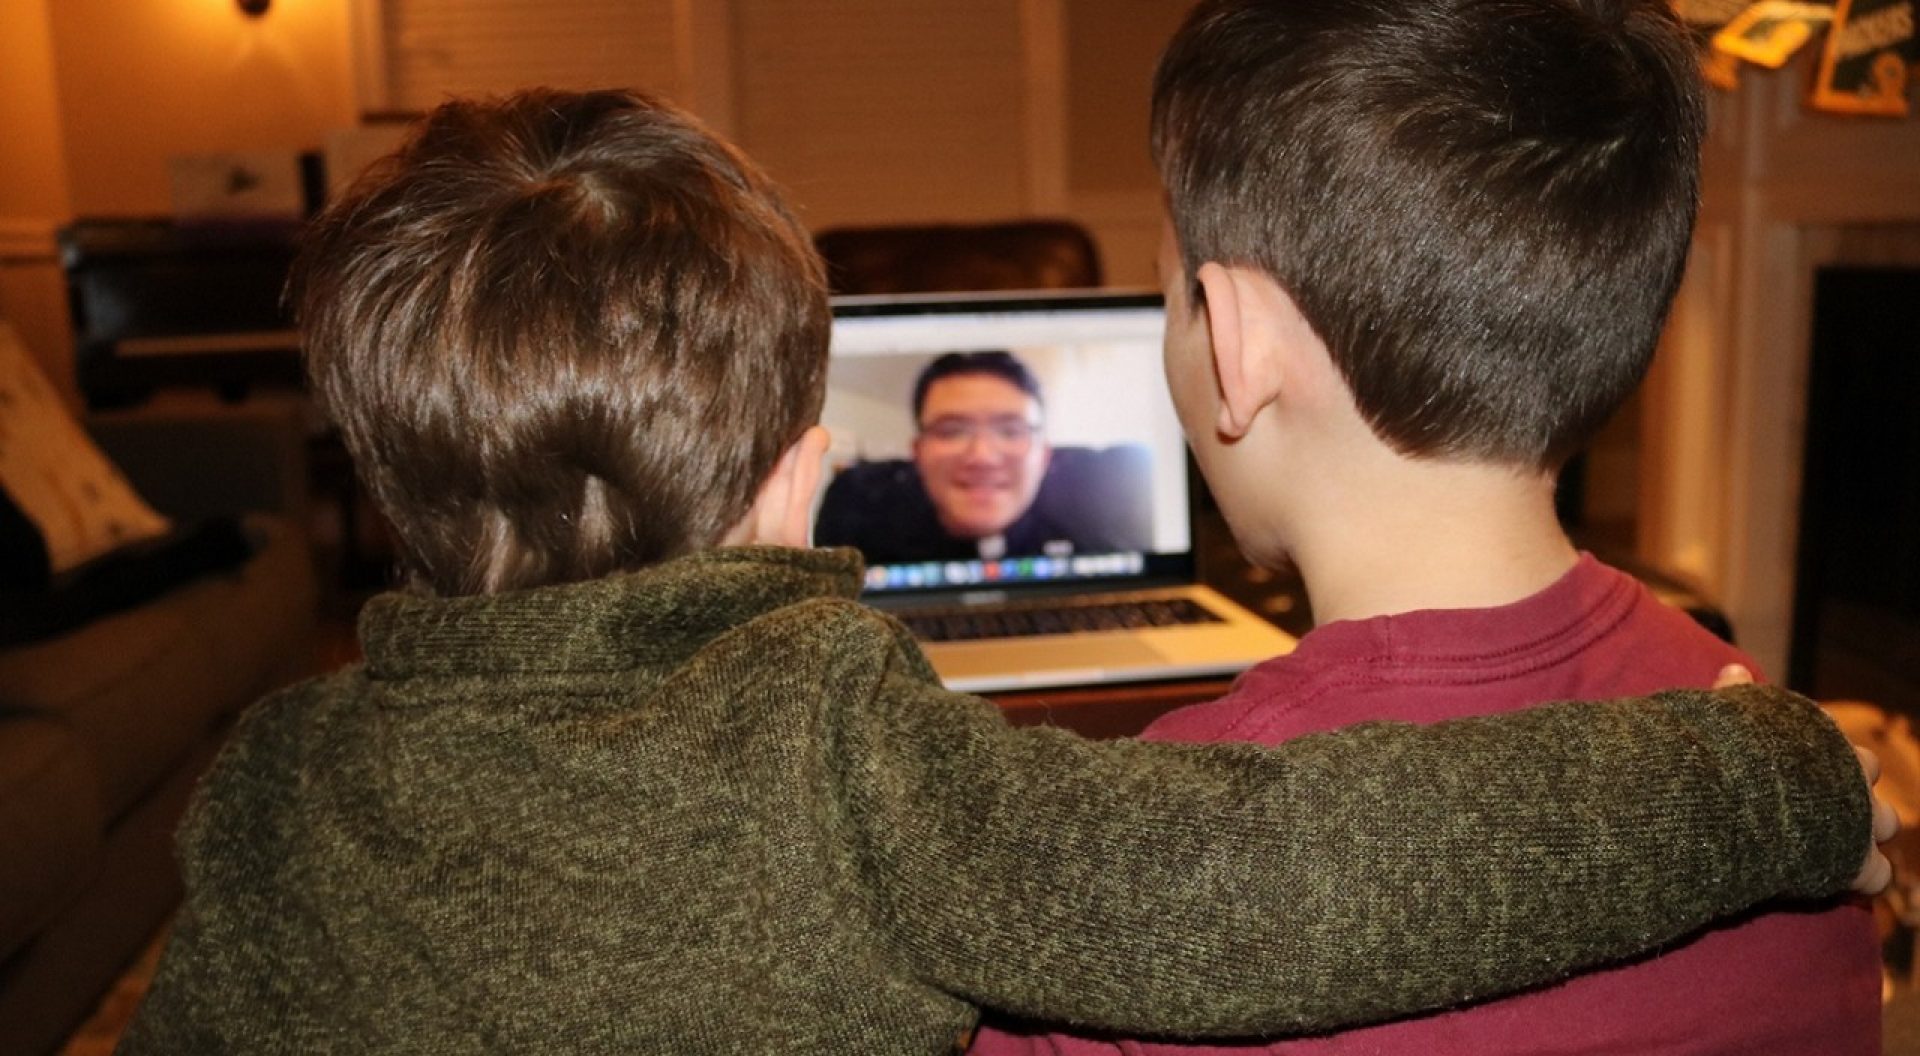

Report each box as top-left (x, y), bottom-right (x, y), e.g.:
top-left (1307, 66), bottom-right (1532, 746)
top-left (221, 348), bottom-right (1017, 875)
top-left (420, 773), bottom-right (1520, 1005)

top-left (973, 0), bottom-right (1881, 1052)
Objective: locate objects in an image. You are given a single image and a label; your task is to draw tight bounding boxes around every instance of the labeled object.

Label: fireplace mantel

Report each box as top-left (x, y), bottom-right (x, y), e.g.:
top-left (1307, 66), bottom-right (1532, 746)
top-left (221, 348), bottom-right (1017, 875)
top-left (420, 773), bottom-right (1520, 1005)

top-left (1639, 58), bottom-right (1920, 677)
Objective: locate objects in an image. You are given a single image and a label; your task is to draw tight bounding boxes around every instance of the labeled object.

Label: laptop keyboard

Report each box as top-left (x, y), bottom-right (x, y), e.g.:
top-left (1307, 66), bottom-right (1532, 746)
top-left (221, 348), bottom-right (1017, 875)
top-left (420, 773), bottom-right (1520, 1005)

top-left (895, 597), bottom-right (1225, 642)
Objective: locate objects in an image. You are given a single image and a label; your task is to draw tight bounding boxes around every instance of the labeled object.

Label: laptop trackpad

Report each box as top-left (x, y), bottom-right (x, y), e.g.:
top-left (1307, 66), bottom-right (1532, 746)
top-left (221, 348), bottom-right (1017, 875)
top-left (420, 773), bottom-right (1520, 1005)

top-left (926, 636), bottom-right (1165, 685)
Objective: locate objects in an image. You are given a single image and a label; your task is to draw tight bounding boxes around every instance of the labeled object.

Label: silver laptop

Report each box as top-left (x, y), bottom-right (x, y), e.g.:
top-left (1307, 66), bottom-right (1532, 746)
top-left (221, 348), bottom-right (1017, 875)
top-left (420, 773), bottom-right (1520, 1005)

top-left (817, 290), bottom-right (1295, 693)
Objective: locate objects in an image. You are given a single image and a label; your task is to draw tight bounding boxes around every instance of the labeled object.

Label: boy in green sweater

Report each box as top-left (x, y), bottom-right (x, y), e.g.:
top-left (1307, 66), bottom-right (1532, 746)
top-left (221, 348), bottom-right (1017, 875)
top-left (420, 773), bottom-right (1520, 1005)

top-left (122, 88), bottom-right (1890, 1056)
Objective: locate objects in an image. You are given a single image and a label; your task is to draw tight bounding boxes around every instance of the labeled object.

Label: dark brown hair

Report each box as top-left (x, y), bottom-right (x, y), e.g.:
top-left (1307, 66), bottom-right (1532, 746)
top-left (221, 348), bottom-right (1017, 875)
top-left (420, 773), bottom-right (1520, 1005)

top-left (1152, 0), bottom-right (1705, 468)
top-left (296, 88), bottom-right (829, 596)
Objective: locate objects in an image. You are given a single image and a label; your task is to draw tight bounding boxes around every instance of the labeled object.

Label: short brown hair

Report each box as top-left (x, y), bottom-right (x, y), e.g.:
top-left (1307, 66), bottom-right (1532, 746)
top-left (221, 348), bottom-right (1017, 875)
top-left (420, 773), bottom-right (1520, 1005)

top-left (296, 88), bottom-right (828, 596)
top-left (1153, 0), bottom-right (1705, 468)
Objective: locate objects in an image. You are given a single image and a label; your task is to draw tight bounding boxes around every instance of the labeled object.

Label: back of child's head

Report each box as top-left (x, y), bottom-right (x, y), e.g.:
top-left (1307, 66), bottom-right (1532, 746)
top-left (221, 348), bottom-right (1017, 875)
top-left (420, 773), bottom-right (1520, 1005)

top-left (1152, 0), bottom-right (1705, 469)
top-left (296, 88), bottom-right (828, 596)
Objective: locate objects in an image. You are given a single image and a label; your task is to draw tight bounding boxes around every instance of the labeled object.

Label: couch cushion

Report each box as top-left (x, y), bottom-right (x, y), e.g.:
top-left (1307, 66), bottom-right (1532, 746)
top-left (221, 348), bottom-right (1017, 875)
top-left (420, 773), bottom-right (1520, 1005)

top-left (0, 322), bottom-right (170, 588)
top-left (0, 516), bottom-right (314, 821)
top-left (0, 715), bottom-right (102, 959)
top-left (0, 516), bottom-right (252, 647)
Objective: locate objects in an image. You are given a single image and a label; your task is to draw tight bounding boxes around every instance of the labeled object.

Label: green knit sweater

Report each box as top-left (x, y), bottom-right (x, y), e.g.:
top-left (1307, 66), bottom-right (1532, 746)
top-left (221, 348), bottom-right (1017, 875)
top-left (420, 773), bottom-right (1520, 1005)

top-left (120, 547), bottom-right (1865, 1055)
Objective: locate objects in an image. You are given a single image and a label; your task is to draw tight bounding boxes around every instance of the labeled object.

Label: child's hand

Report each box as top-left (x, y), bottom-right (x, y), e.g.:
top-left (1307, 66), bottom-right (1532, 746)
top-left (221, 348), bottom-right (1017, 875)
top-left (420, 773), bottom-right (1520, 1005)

top-left (1712, 663), bottom-right (1755, 688)
top-left (1855, 745), bottom-right (1901, 896)
top-left (1714, 664), bottom-right (1899, 894)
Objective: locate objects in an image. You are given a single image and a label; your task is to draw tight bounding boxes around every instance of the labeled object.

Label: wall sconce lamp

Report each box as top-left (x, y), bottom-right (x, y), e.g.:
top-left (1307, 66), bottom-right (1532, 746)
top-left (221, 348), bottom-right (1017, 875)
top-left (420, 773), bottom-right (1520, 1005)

top-left (237, 0), bottom-right (271, 16)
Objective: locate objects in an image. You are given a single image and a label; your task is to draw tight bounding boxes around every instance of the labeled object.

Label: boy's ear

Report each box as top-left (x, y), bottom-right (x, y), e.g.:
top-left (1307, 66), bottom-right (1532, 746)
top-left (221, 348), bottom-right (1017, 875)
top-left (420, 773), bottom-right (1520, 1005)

top-left (1196, 262), bottom-right (1286, 440)
top-left (728, 426), bottom-right (830, 549)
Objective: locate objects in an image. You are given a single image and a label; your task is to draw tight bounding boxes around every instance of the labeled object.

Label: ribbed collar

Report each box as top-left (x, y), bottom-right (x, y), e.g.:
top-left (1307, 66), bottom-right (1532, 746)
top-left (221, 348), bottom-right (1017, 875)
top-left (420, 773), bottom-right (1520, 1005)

top-left (1274, 552), bottom-right (1632, 679)
top-left (358, 546), bottom-right (864, 680)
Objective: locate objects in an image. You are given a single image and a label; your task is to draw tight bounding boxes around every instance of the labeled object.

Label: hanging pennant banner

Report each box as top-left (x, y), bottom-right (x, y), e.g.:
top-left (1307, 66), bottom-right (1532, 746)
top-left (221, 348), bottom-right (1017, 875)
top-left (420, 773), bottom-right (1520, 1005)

top-left (1676, 0), bottom-right (1765, 35)
top-left (1714, 2), bottom-right (1837, 67)
top-left (1676, 0), bottom-right (1764, 86)
top-left (1812, 0), bottom-right (1914, 114)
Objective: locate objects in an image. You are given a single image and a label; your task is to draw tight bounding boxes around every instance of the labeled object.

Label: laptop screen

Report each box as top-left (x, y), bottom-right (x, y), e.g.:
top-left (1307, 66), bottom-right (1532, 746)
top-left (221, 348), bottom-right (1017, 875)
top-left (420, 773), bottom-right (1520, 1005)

top-left (817, 292), bottom-right (1193, 597)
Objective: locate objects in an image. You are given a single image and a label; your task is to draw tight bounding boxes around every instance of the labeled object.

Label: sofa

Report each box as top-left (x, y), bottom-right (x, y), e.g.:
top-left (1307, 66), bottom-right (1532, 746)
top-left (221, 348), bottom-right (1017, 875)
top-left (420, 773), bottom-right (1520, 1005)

top-left (0, 395), bottom-right (319, 1056)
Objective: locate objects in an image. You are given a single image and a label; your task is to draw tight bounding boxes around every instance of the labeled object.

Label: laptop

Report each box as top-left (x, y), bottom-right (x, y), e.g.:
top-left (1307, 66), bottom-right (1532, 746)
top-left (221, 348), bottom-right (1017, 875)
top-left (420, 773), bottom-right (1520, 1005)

top-left (818, 290), bottom-right (1296, 693)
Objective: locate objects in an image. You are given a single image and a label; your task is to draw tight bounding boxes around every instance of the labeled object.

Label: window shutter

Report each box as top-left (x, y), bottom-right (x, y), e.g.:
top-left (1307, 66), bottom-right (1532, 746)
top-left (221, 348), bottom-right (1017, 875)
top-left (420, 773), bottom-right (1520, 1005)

top-left (731, 0), bottom-right (1029, 227)
top-left (377, 0), bottom-right (685, 112)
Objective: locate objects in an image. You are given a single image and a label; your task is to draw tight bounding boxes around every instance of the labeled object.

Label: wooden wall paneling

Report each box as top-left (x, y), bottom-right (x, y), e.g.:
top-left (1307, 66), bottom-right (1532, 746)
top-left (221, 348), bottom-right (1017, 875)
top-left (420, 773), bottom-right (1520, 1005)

top-left (345, 0), bottom-right (1187, 285)
top-left (0, 230), bottom-right (77, 411)
top-left (676, 0), bottom-right (738, 135)
top-left (1053, 0), bottom-right (1190, 288)
top-left (1640, 220), bottom-right (1736, 594)
top-left (1642, 54), bottom-right (1920, 677)
top-left (373, 0), bottom-right (685, 113)
top-left (348, 0), bottom-right (394, 116)
top-left (1020, 0), bottom-right (1070, 216)
top-left (0, 0), bottom-right (77, 398)
top-left (731, 0), bottom-right (1029, 229)
top-left (1061, 0), bottom-right (1183, 200)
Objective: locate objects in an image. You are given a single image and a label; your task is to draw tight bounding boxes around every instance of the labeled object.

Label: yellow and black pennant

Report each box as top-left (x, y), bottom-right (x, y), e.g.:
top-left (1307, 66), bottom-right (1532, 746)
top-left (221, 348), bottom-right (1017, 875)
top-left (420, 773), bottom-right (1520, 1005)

top-left (1813, 0), bottom-right (1915, 115)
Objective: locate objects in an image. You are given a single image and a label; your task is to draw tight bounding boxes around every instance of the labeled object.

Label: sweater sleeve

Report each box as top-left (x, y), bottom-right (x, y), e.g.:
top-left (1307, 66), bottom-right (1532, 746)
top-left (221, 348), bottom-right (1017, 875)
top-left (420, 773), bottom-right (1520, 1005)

top-left (838, 659), bottom-right (1868, 1038)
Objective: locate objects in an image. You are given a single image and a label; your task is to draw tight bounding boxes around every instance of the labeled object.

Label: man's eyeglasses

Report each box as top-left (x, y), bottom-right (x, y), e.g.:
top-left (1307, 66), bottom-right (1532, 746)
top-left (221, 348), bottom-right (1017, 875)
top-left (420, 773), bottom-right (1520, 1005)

top-left (918, 417), bottom-right (1042, 450)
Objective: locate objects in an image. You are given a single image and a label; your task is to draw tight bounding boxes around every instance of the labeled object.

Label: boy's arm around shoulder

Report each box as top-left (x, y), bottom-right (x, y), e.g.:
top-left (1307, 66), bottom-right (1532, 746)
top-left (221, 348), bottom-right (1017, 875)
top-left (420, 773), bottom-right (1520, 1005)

top-left (833, 623), bottom-right (1869, 1040)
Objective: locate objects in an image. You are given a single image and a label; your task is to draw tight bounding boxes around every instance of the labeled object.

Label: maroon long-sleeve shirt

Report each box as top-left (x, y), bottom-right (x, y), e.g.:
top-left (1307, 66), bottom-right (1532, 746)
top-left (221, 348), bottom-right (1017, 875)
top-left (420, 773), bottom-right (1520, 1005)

top-left (977, 554), bottom-right (1880, 1056)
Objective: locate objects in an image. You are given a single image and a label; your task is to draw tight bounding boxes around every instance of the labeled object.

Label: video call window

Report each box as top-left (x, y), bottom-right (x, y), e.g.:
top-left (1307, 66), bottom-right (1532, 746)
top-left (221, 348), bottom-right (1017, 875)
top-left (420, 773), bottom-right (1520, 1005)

top-left (816, 297), bottom-right (1190, 594)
